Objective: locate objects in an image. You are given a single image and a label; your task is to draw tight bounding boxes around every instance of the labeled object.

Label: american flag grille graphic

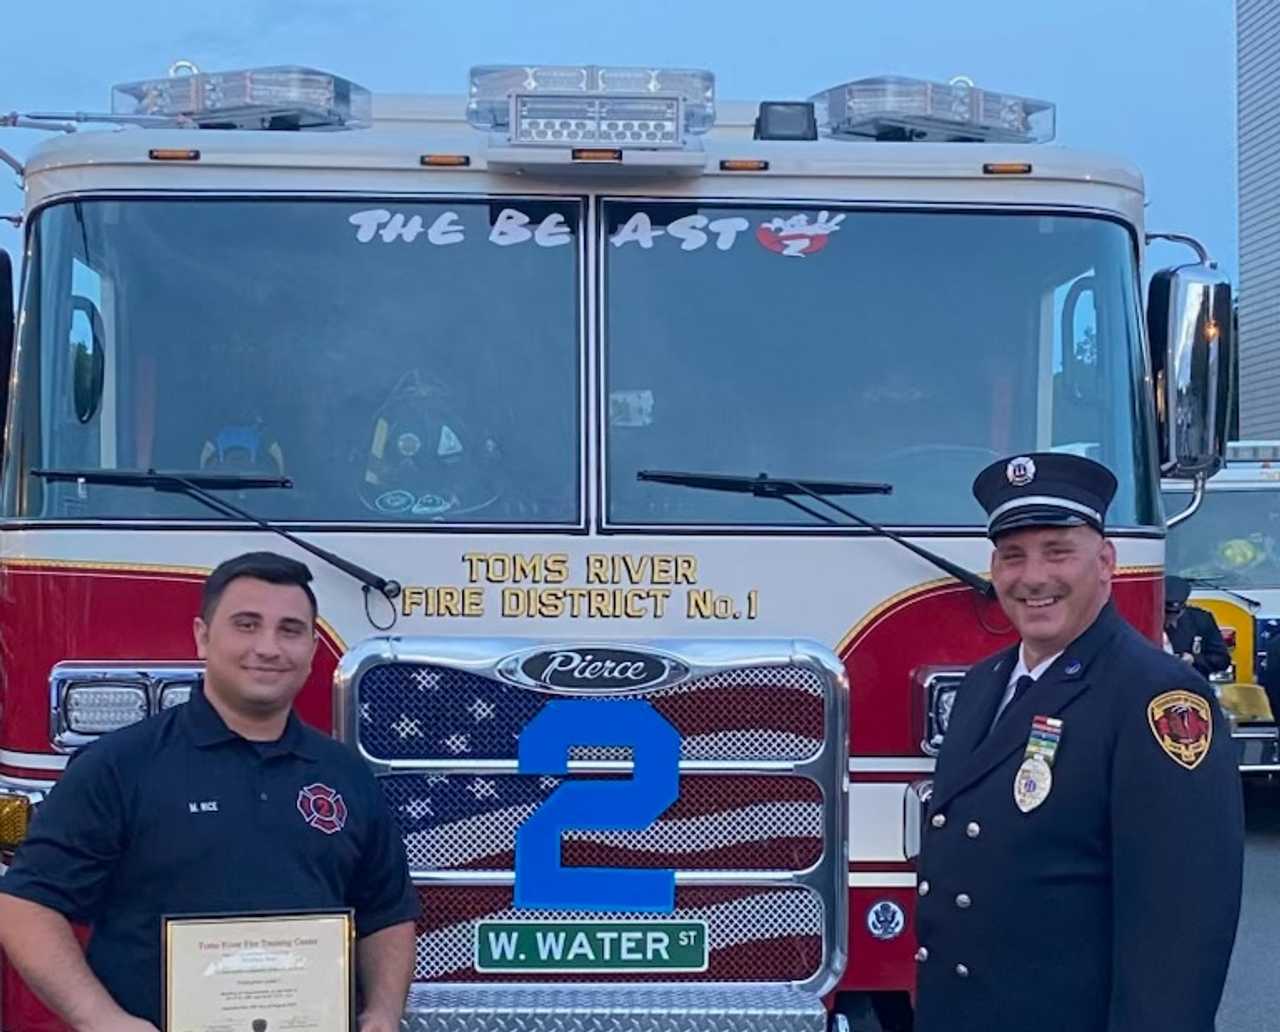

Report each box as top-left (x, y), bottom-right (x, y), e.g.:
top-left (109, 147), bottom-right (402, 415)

top-left (352, 654), bottom-right (837, 987)
top-left (358, 663), bottom-right (825, 762)
top-left (415, 885), bottom-right (824, 983)
top-left (381, 773), bottom-right (824, 872)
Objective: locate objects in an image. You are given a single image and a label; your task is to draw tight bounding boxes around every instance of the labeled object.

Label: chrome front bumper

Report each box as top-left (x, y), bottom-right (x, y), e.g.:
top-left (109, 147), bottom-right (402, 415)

top-left (401, 986), bottom-right (830, 1032)
top-left (1233, 725), bottom-right (1280, 773)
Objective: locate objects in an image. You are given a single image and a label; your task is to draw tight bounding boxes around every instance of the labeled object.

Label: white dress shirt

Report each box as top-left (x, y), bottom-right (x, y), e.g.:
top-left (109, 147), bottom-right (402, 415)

top-left (991, 646), bottom-right (1063, 727)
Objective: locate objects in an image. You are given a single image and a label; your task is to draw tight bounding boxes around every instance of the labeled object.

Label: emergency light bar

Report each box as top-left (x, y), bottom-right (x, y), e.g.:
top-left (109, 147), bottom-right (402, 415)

top-left (1226, 441), bottom-right (1280, 463)
top-left (467, 64), bottom-right (715, 147)
top-left (111, 65), bottom-right (372, 130)
top-left (812, 75), bottom-right (1054, 143)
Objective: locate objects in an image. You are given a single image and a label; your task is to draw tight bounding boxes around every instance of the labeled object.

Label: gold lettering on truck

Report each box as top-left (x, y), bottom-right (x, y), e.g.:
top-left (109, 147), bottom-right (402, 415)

top-left (399, 553), bottom-right (755, 621)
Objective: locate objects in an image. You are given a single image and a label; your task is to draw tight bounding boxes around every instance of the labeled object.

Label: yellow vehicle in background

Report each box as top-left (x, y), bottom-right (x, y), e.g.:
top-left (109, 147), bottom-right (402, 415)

top-left (1164, 441), bottom-right (1280, 772)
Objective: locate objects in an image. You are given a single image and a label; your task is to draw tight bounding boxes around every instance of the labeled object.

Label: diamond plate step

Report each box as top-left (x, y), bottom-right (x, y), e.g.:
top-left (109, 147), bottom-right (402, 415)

top-left (401, 985), bottom-right (830, 1032)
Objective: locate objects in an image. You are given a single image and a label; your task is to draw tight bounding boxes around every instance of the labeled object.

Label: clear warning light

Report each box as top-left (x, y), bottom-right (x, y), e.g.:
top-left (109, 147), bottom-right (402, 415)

top-left (812, 75), bottom-right (1054, 143)
top-left (467, 64), bottom-right (715, 147)
top-left (112, 65), bottom-right (372, 130)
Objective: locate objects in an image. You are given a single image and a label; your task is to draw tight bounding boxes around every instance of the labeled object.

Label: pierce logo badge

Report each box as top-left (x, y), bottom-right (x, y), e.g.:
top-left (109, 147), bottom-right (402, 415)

top-left (1006, 456), bottom-right (1036, 486)
top-left (297, 783), bottom-right (348, 834)
top-left (497, 645), bottom-right (690, 695)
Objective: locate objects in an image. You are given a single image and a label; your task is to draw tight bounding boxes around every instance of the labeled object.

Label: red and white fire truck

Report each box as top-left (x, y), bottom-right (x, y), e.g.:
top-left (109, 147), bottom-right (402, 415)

top-left (0, 64), bottom-right (1232, 1031)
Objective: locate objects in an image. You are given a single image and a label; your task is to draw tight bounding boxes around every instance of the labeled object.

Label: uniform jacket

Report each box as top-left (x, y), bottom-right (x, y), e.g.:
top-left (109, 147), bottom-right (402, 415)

top-left (1166, 605), bottom-right (1231, 679)
top-left (915, 602), bottom-right (1243, 1032)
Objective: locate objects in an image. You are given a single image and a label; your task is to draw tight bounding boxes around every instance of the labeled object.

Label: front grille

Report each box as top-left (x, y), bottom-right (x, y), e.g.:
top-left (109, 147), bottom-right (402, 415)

top-left (381, 773), bottom-right (824, 872)
top-left (358, 662), bottom-right (825, 762)
top-left (342, 638), bottom-right (846, 994)
top-left (414, 885), bottom-right (824, 983)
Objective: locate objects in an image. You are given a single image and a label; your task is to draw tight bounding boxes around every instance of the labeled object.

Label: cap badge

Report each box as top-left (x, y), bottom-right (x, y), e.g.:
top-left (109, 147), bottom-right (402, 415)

top-left (1006, 456), bottom-right (1036, 487)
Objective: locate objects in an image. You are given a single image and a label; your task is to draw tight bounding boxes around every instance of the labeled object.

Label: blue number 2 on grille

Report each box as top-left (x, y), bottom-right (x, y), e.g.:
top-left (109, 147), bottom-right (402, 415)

top-left (514, 699), bottom-right (680, 912)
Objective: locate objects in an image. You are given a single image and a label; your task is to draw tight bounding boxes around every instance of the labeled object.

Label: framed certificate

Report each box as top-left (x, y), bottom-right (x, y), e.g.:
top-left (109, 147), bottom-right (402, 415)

top-left (163, 910), bottom-right (354, 1032)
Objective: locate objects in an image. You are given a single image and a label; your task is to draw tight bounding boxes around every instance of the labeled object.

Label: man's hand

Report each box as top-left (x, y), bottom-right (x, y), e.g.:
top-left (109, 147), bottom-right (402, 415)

top-left (1180, 652), bottom-right (1195, 664)
top-left (355, 921), bottom-right (414, 1032)
top-left (357, 1009), bottom-right (400, 1032)
top-left (0, 896), bottom-right (149, 1032)
top-left (84, 1015), bottom-right (161, 1032)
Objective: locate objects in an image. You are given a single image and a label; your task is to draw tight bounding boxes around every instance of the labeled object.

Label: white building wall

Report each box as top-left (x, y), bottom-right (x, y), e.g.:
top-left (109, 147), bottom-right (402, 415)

top-left (1238, 0), bottom-right (1280, 435)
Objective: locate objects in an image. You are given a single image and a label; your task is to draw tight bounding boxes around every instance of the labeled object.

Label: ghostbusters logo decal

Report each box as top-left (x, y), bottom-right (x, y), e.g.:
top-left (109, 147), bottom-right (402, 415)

top-left (1147, 690), bottom-right (1212, 770)
top-left (297, 783), bottom-right (348, 834)
top-left (606, 208), bottom-right (846, 256)
top-left (755, 211), bottom-right (846, 257)
top-left (1006, 456), bottom-right (1037, 487)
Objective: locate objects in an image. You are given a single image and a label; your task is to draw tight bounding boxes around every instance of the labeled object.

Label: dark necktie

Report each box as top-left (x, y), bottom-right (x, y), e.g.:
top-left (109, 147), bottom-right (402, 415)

top-left (997, 674), bottom-right (1036, 727)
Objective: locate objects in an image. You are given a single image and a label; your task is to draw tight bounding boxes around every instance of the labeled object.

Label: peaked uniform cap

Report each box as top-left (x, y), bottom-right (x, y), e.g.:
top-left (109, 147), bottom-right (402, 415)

top-left (972, 452), bottom-right (1118, 540)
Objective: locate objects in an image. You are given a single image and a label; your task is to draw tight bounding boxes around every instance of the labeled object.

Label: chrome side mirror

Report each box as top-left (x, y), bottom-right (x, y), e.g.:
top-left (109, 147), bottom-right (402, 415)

top-left (0, 249), bottom-right (12, 434)
top-left (1146, 235), bottom-right (1233, 479)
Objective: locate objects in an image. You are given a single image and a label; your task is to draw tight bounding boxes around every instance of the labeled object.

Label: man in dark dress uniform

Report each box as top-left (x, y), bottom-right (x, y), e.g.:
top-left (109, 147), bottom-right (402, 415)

top-left (1164, 574), bottom-right (1231, 680)
top-left (914, 453), bottom-right (1243, 1032)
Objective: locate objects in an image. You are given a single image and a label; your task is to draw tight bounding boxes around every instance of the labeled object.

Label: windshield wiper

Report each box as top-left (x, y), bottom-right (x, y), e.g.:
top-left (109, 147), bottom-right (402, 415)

top-left (32, 469), bottom-right (401, 601)
top-left (637, 469), bottom-right (994, 599)
top-left (1184, 576), bottom-right (1262, 610)
top-left (638, 470), bottom-right (894, 497)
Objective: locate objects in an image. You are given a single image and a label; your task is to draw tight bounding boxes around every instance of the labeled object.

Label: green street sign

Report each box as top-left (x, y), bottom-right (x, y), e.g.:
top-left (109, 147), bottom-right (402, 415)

top-left (474, 920), bottom-right (709, 973)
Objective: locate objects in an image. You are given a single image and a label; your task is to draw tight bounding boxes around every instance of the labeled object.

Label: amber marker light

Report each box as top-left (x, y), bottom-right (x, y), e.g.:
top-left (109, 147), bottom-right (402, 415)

top-left (571, 148), bottom-right (623, 161)
top-left (982, 162), bottom-right (1032, 175)
top-left (148, 148), bottom-right (201, 161)
top-left (420, 154), bottom-right (471, 167)
top-left (720, 159), bottom-right (770, 171)
top-left (0, 793), bottom-right (32, 849)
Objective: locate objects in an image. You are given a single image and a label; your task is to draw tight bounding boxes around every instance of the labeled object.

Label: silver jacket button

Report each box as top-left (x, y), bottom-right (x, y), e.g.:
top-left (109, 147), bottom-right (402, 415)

top-left (955, 963), bottom-right (970, 977)
top-left (956, 893), bottom-right (972, 908)
top-left (966, 821), bottom-right (981, 838)
top-left (915, 947), bottom-right (929, 962)
top-left (918, 880), bottom-right (930, 897)
top-left (931, 813), bottom-right (947, 828)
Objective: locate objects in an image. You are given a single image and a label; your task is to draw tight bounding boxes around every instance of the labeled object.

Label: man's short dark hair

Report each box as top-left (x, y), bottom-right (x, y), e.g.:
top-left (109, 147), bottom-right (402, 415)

top-left (201, 551), bottom-right (318, 623)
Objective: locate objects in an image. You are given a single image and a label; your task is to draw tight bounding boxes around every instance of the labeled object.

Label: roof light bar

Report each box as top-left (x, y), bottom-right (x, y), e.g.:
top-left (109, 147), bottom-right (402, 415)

top-left (812, 75), bottom-right (1054, 143)
top-left (111, 65), bottom-right (372, 131)
top-left (467, 64), bottom-right (715, 146)
top-left (1227, 441), bottom-right (1280, 463)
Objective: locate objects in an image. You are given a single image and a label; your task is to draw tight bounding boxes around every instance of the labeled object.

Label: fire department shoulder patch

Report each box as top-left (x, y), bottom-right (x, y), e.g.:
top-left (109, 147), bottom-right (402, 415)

top-left (297, 783), bottom-right (348, 834)
top-left (1147, 690), bottom-right (1213, 770)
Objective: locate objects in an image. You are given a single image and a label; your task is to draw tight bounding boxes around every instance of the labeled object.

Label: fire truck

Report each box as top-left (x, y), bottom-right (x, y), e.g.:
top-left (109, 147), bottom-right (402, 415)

top-left (0, 64), bottom-right (1232, 1031)
top-left (1164, 440), bottom-right (1280, 772)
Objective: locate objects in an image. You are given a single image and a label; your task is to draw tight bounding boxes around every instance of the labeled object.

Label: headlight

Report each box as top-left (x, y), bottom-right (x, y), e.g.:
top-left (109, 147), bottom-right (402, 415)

top-left (919, 669), bottom-right (968, 756)
top-left (157, 680), bottom-right (195, 710)
top-left (64, 684), bottom-right (148, 734)
top-left (903, 779), bottom-right (933, 860)
top-left (50, 663), bottom-right (203, 750)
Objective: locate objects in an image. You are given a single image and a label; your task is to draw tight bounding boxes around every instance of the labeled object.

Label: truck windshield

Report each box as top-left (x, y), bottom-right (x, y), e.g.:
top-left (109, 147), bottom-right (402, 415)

top-left (5, 198), bottom-right (582, 523)
top-left (603, 203), bottom-right (1158, 528)
top-left (1164, 488), bottom-right (1280, 588)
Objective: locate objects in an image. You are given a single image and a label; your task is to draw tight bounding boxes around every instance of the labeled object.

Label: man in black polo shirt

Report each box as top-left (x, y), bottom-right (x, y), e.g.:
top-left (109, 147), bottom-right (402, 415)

top-left (0, 552), bottom-right (419, 1032)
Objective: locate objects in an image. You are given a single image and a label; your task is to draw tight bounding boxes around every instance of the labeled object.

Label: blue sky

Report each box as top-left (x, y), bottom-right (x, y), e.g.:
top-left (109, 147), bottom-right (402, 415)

top-left (0, 0), bottom-right (1237, 278)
